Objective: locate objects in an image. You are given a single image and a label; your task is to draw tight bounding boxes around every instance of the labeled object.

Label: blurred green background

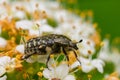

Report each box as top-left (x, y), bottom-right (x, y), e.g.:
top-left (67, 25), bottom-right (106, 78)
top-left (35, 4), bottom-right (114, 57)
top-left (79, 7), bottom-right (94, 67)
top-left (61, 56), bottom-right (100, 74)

top-left (61, 0), bottom-right (120, 41)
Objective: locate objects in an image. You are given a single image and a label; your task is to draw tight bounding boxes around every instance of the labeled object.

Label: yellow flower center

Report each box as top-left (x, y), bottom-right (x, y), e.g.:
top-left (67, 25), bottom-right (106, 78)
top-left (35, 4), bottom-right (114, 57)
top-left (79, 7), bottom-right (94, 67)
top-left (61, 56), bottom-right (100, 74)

top-left (37, 72), bottom-right (43, 77)
top-left (52, 78), bottom-right (61, 80)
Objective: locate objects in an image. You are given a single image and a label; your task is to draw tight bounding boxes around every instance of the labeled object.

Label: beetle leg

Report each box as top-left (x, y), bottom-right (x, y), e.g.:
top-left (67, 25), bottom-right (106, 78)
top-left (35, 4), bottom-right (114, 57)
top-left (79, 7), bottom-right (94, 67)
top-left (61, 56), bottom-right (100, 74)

top-left (62, 47), bottom-right (69, 66)
top-left (46, 50), bottom-right (55, 70)
top-left (21, 53), bottom-right (33, 60)
top-left (46, 54), bottom-right (51, 69)
top-left (68, 47), bottom-right (81, 65)
top-left (72, 49), bottom-right (81, 65)
top-left (66, 47), bottom-right (81, 66)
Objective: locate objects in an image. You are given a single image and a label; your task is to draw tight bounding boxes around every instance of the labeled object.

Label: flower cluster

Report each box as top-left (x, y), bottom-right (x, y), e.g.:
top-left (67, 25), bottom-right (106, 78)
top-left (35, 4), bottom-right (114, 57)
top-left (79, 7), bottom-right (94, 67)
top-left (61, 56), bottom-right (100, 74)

top-left (0, 0), bottom-right (119, 80)
top-left (0, 56), bottom-right (15, 79)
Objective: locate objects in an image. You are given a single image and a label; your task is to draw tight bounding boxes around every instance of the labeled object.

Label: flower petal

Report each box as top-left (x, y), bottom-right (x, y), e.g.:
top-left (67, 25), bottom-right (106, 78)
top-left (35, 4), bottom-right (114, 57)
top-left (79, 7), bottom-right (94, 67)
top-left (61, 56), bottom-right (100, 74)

top-left (0, 75), bottom-right (7, 80)
top-left (81, 64), bottom-right (93, 73)
top-left (39, 24), bottom-right (54, 34)
top-left (63, 75), bottom-right (75, 80)
top-left (70, 61), bottom-right (80, 69)
top-left (43, 68), bottom-right (52, 79)
top-left (55, 64), bottom-right (69, 79)
top-left (15, 44), bottom-right (24, 54)
top-left (92, 59), bottom-right (104, 73)
top-left (0, 37), bottom-right (7, 48)
top-left (77, 38), bottom-right (95, 57)
top-left (15, 20), bottom-right (33, 30)
top-left (0, 66), bottom-right (6, 76)
top-left (0, 56), bottom-right (10, 67)
top-left (96, 64), bottom-right (103, 73)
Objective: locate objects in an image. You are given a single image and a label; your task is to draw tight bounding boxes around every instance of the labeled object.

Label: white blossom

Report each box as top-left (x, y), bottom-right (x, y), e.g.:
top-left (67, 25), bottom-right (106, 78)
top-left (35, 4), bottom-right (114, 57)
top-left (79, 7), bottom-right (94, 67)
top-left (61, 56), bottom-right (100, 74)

top-left (15, 20), bottom-right (33, 30)
top-left (98, 39), bottom-right (111, 61)
top-left (0, 56), bottom-right (16, 73)
top-left (43, 63), bottom-right (75, 80)
top-left (77, 38), bottom-right (95, 57)
top-left (0, 0), bottom-right (9, 4)
top-left (0, 56), bottom-right (16, 80)
top-left (15, 44), bottom-right (24, 54)
top-left (0, 75), bottom-right (7, 80)
top-left (71, 57), bottom-right (105, 73)
top-left (0, 66), bottom-right (6, 76)
top-left (0, 37), bottom-right (7, 48)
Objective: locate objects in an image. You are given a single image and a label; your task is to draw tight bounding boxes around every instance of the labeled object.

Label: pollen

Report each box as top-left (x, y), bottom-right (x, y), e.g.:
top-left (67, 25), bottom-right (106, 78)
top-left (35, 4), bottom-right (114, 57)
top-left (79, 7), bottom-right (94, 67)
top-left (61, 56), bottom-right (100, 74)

top-left (35, 3), bottom-right (39, 8)
top-left (78, 66), bottom-right (82, 70)
top-left (87, 10), bottom-right (93, 17)
top-left (106, 72), bottom-right (119, 80)
top-left (88, 50), bottom-right (92, 54)
top-left (37, 72), bottom-right (43, 77)
top-left (68, 51), bottom-right (76, 65)
top-left (100, 42), bottom-right (104, 47)
top-left (50, 54), bottom-right (54, 58)
top-left (15, 55), bottom-right (23, 69)
top-left (61, 61), bottom-right (68, 65)
top-left (40, 67), bottom-right (44, 71)
top-left (5, 65), bottom-right (11, 71)
top-left (88, 74), bottom-right (92, 80)
top-left (51, 63), bottom-right (55, 67)
top-left (91, 31), bottom-right (101, 46)
top-left (16, 54), bottom-right (23, 60)
top-left (93, 23), bottom-right (98, 28)
top-left (23, 73), bottom-right (29, 79)
top-left (87, 41), bottom-right (91, 45)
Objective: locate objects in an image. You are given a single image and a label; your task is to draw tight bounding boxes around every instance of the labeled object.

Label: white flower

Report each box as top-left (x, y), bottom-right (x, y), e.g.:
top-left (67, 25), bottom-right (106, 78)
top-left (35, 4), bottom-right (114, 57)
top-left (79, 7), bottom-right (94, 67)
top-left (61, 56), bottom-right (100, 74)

top-left (77, 38), bottom-right (95, 57)
top-left (0, 75), bottom-right (7, 80)
top-left (98, 39), bottom-right (120, 74)
top-left (54, 22), bottom-right (82, 41)
top-left (0, 6), bottom-right (8, 20)
top-left (108, 51), bottom-right (120, 75)
top-left (15, 44), bottom-right (24, 54)
top-left (79, 23), bottom-right (95, 38)
top-left (29, 24), bottom-right (54, 36)
top-left (14, 11), bottom-right (25, 19)
top-left (91, 59), bottom-right (105, 73)
top-left (38, 24), bottom-right (54, 34)
top-left (29, 29), bottom-right (40, 36)
top-left (0, 0), bottom-right (8, 4)
top-left (0, 66), bottom-right (6, 76)
top-left (15, 20), bottom-right (33, 30)
top-left (43, 63), bottom-right (75, 80)
top-left (98, 39), bottom-right (110, 61)
top-left (0, 56), bottom-right (16, 73)
top-left (0, 37), bottom-right (7, 48)
top-left (71, 57), bottom-right (105, 73)
top-left (0, 56), bottom-right (15, 80)
top-left (54, 10), bottom-right (69, 22)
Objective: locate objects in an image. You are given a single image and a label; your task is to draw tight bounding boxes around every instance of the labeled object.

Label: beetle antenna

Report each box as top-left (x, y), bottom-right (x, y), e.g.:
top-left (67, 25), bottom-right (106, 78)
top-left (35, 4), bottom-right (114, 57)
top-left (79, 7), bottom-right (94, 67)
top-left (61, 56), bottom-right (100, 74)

top-left (79, 39), bottom-right (83, 43)
top-left (76, 39), bottom-right (83, 44)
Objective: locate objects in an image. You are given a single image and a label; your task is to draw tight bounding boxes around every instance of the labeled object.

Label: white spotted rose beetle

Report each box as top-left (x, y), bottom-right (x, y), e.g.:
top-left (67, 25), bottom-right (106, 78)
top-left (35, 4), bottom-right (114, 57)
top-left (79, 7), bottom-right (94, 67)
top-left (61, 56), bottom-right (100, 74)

top-left (22, 34), bottom-right (82, 68)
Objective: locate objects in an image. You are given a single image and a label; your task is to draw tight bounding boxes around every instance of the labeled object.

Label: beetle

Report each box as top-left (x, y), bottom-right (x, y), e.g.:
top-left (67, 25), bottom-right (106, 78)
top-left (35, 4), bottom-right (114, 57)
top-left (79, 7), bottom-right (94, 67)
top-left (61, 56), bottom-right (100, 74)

top-left (22, 34), bottom-right (82, 68)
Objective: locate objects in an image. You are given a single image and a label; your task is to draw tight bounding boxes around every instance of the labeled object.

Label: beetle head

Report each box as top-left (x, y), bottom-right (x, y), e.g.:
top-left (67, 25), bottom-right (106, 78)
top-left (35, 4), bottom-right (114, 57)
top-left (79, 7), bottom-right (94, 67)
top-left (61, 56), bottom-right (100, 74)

top-left (70, 39), bottom-right (83, 50)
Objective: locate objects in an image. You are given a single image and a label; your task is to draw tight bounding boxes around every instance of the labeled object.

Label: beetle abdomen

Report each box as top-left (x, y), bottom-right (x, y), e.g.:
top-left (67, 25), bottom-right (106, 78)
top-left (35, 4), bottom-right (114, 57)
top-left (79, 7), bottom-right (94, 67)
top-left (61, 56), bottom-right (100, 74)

top-left (24, 34), bottom-right (74, 58)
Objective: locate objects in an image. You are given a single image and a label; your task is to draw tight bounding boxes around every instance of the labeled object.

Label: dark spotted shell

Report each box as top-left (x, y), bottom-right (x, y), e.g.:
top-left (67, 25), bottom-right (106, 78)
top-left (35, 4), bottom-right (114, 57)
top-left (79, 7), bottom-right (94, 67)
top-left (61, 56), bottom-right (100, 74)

top-left (24, 34), bottom-right (72, 58)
